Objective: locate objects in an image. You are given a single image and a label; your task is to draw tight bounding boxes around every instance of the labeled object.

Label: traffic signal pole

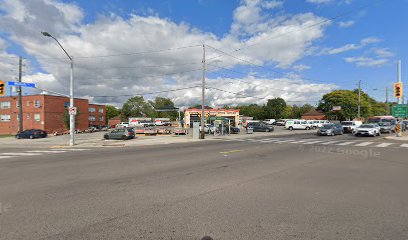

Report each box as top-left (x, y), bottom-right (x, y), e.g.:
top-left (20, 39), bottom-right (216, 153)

top-left (200, 44), bottom-right (206, 139)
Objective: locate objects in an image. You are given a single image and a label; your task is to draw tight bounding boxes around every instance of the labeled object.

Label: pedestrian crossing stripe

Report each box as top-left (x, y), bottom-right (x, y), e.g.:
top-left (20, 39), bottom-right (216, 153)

top-left (0, 156), bottom-right (14, 159)
top-left (221, 138), bottom-right (408, 149)
top-left (0, 152), bottom-right (42, 156)
top-left (25, 150), bottom-right (67, 153)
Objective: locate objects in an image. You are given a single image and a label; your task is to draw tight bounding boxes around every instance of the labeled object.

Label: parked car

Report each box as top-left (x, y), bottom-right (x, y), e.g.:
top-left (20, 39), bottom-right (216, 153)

top-left (317, 124), bottom-right (343, 136)
top-left (311, 120), bottom-right (330, 128)
top-left (247, 122), bottom-right (274, 132)
top-left (285, 120), bottom-right (311, 130)
top-left (16, 129), bottom-right (47, 139)
top-left (275, 119), bottom-right (288, 126)
top-left (104, 128), bottom-right (135, 140)
top-left (354, 124), bottom-right (381, 137)
top-left (263, 119), bottom-right (276, 125)
top-left (116, 122), bottom-right (129, 128)
top-left (204, 124), bottom-right (216, 134)
top-left (341, 121), bottom-right (362, 133)
top-left (226, 125), bottom-right (240, 134)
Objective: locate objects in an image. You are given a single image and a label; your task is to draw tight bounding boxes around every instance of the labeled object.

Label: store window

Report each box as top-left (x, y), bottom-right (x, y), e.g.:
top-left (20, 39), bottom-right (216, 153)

top-left (88, 116), bottom-right (96, 121)
top-left (89, 107), bottom-right (96, 112)
top-left (99, 116), bottom-right (104, 121)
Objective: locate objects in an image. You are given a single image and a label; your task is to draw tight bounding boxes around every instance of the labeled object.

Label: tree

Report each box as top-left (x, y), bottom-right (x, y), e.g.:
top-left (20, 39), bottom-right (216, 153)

top-left (264, 98), bottom-right (287, 119)
top-left (149, 97), bottom-right (178, 120)
top-left (317, 90), bottom-right (387, 120)
top-left (237, 104), bottom-right (265, 119)
top-left (106, 105), bottom-right (120, 123)
top-left (121, 96), bottom-right (154, 121)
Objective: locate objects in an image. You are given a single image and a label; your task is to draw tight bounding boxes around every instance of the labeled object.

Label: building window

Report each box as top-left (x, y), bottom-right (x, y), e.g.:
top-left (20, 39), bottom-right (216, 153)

top-left (34, 114), bottom-right (40, 122)
top-left (89, 107), bottom-right (96, 112)
top-left (64, 102), bottom-right (69, 108)
top-left (27, 114), bottom-right (30, 120)
top-left (99, 108), bottom-right (104, 113)
top-left (27, 100), bottom-right (30, 107)
top-left (99, 116), bottom-right (104, 121)
top-left (34, 100), bottom-right (41, 108)
top-left (0, 115), bottom-right (11, 122)
top-left (16, 101), bottom-right (20, 108)
top-left (1, 101), bottom-right (11, 109)
top-left (88, 116), bottom-right (96, 121)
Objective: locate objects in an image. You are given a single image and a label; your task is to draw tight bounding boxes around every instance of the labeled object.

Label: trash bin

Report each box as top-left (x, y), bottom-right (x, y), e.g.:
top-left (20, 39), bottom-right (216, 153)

top-left (246, 126), bottom-right (253, 134)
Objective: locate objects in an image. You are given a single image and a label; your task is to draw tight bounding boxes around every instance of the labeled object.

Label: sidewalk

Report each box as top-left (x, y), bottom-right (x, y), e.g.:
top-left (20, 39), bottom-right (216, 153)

top-left (384, 132), bottom-right (408, 141)
top-left (0, 128), bottom-right (313, 148)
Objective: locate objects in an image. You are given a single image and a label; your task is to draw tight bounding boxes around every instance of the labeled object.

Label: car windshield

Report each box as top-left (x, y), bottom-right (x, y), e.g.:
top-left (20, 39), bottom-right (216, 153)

top-left (360, 124), bottom-right (374, 128)
top-left (378, 122), bottom-right (390, 126)
top-left (342, 122), bottom-right (353, 126)
top-left (321, 124), bottom-right (334, 129)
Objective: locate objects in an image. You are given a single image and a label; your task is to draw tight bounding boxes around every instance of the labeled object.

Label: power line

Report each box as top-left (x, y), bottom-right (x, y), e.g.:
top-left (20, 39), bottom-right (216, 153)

top-left (90, 85), bottom-right (201, 98)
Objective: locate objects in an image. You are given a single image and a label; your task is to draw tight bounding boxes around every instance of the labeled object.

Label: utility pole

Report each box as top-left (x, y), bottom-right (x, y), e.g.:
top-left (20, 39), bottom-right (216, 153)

top-left (18, 57), bottom-right (23, 133)
top-left (385, 86), bottom-right (390, 115)
top-left (200, 44), bottom-right (206, 139)
top-left (357, 80), bottom-right (361, 119)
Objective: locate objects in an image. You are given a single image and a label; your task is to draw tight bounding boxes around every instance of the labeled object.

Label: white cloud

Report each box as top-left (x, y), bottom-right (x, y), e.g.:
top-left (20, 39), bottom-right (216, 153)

top-left (344, 57), bottom-right (388, 67)
top-left (293, 64), bottom-right (311, 71)
top-left (262, 0), bottom-right (284, 9)
top-left (338, 20), bottom-right (354, 28)
top-left (306, 0), bottom-right (332, 4)
top-left (373, 48), bottom-right (394, 58)
top-left (322, 37), bottom-right (381, 55)
top-left (0, 0), bottom-right (333, 106)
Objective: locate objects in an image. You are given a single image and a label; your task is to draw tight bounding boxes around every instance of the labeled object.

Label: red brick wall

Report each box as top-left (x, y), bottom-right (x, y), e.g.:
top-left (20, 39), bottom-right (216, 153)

top-left (88, 104), bottom-right (106, 127)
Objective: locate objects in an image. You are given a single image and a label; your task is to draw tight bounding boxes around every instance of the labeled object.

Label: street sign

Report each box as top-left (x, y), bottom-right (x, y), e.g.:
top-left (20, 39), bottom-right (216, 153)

top-left (332, 106), bottom-right (341, 111)
top-left (68, 107), bottom-right (77, 115)
top-left (392, 104), bottom-right (408, 118)
top-left (8, 81), bottom-right (36, 88)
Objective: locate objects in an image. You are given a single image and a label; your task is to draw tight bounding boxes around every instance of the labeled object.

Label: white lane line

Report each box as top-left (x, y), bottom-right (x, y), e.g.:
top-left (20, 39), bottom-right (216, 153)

top-left (400, 144), bottom-right (408, 148)
top-left (336, 141), bottom-right (357, 146)
top-left (375, 143), bottom-right (393, 148)
top-left (26, 150), bottom-right (67, 153)
top-left (56, 148), bottom-right (90, 151)
top-left (290, 139), bottom-right (315, 144)
top-left (302, 141), bottom-right (324, 145)
top-left (0, 153), bottom-right (42, 156)
top-left (320, 141), bottom-right (341, 145)
top-left (274, 139), bottom-right (298, 143)
top-left (0, 156), bottom-right (15, 159)
top-left (354, 142), bottom-right (374, 147)
top-left (258, 139), bottom-right (282, 142)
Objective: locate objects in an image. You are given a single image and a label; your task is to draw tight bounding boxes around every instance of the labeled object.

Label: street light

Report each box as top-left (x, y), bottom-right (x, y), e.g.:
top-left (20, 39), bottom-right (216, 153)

top-left (41, 31), bottom-right (75, 146)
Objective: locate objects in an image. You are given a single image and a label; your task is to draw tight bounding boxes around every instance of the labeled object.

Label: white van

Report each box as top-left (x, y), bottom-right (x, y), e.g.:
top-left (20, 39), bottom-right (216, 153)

top-left (263, 119), bottom-right (276, 125)
top-left (285, 120), bottom-right (311, 130)
top-left (312, 120), bottom-right (330, 128)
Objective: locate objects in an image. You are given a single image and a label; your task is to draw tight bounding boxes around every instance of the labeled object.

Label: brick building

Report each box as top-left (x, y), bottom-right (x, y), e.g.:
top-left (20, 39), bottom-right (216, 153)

top-left (0, 95), bottom-right (106, 135)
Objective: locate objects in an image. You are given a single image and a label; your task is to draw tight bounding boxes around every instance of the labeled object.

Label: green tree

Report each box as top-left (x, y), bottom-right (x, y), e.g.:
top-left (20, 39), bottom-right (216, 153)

top-left (264, 98), bottom-right (287, 119)
top-left (149, 97), bottom-right (178, 120)
top-left (237, 104), bottom-right (265, 120)
top-left (121, 96), bottom-right (154, 121)
top-left (106, 105), bottom-right (120, 123)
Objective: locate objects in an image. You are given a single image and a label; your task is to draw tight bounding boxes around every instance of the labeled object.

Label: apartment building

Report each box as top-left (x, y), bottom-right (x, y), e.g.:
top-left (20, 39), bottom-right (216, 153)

top-left (0, 95), bottom-right (106, 135)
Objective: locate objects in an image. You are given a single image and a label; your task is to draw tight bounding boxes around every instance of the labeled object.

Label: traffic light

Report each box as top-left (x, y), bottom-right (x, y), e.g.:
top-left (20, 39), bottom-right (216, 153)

top-left (394, 82), bottom-right (403, 98)
top-left (0, 80), bottom-right (5, 96)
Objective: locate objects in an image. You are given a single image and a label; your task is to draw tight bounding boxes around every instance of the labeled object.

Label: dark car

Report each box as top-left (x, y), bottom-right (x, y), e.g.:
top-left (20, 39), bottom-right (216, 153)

top-left (104, 128), bottom-right (135, 140)
top-left (226, 125), bottom-right (240, 134)
top-left (247, 122), bottom-right (274, 132)
top-left (16, 129), bottom-right (47, 139)
top-left (317, 124), bottom-right (343, 136)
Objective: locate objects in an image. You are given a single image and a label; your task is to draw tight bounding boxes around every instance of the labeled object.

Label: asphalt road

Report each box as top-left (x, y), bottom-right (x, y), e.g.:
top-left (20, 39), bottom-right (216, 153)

top-left (1, 133), bottom-right (408, 240)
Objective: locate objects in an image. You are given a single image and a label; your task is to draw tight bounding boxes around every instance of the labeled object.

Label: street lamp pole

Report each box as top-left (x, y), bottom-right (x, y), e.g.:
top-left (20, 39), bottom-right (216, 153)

top-left (41, 32), bottom-right (75, 146)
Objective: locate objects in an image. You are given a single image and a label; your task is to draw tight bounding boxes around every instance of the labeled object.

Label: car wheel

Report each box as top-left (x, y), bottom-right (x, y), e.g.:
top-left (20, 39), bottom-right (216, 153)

top-left (121, 135), bottom-right (127, 140)
top-left (265, 129), bottom-right (269, 132)
top-left (306, 127), bottom-right (310, 130)
top-left (104, 135), bottom-right (109, 140)
top-left (289, 127), bottom-right (293, 130)
top-left (377, 131), bottom-right (381, 136)
top-left (29, 135), bottom-right (34, 139)
top-left (16, 135), bottom-right (21, 139)
top-left (340, 131), bottom-right (344, 135)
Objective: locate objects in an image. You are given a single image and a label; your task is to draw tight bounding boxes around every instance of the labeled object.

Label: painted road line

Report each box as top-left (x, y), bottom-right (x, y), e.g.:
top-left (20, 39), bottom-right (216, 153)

top-left (258, 139), bottom-right (282, 142)
top-left (290, 139), bottom-right (315, 144)
top-left (354, 142), bottom-right (375, 147)
top-left (25, 150), bottom-right (67, 153)
top-left (58, 148), bottom-right (90, 151)
top-left (0, 152), bottom-right (42, 156)
top-left (220, 150), bottom-right (242, 154)
top-left (320, 141), bottom-right (341, 145)
top-left (400, 144), bottom-right (408, 148)
top-left (303, 141), bottom-right (324, 145)
top-left (336, 141), bottom-right (357, 146)
top-left (375, 143), bottom-right (393, 148)
top-left (0, 156), bottom-right (15, 159)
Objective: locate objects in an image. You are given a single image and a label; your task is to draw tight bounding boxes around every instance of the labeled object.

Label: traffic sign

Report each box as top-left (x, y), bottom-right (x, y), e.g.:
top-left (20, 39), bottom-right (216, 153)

top-left (8, 81), bottom-right (36, 88)
top-left (392, 104), bottom-right (408, 118)
top-left (68, 107), bottom-right (77, 115)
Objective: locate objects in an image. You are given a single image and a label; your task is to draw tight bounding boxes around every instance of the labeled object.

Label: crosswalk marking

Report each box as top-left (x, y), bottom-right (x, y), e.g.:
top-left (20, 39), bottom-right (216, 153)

top-left (303, 141), bottom-right (323, 145)
top-left (336, 141), bottom-right (356, 146)
top-left (354, 142), bottom-right (374, 147)
top-left (0, 152), bottom-right (41, 156)
top-left (0, 156), bottom-right (15, 159)
top-left (290, 139), bottom-right (314, 144)
top-left (320, 141), bottom-right (341, 145)
top-left (26, 150), bottom-right (67, 153)
top-left (375, 143), bottom-right (393, 148)
top-left (401, 144), bottom-right (408, 148)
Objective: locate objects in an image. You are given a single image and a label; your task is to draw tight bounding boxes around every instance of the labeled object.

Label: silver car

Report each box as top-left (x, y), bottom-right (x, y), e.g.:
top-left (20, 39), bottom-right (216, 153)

top-left (104, 128), bottom-right (135, 140)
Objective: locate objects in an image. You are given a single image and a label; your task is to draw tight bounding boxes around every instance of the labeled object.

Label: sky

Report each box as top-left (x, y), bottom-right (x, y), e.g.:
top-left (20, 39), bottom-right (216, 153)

top-left (0, 0), bottom-right (407, 108)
